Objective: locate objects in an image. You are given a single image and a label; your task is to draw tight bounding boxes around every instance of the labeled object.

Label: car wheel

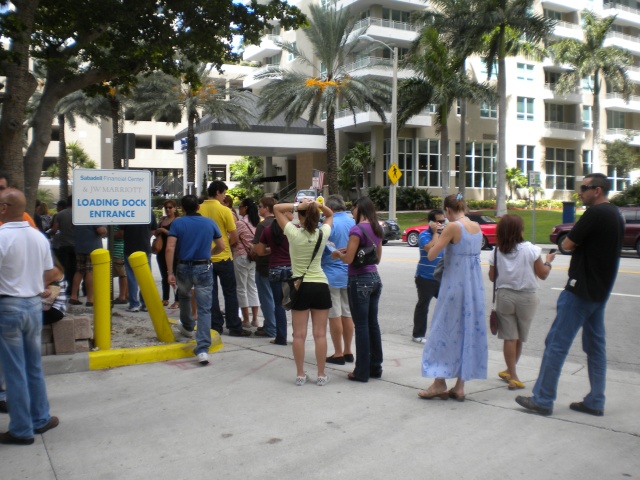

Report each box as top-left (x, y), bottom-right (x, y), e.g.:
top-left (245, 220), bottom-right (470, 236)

top-left (481, 235), bottom-right (489, 250)
top-left (406, 231), bottom-right (419, 247)
top-left (382, 239), bottom-right (388, 245)
top-left (557, 234), bottom-right (572, 255)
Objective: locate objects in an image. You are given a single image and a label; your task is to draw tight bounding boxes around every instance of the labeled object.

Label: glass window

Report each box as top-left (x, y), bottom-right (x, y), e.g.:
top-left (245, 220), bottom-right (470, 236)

top-left (480, 101), bottom-right (497, 119)
top-left (481, 60), bottom-right (498, 80)
top-left (517, 145), bottom-right (535, 176)
top-left (383, 138), bottom-right (414, 187)
top-left (545, 147), bottom-right (575, 190)
top-left (607, 110), bottom-right (626, 130)
top-left (455, 142), bottom-right (497, 188)
top-left (545, 103), bottom-right (564, 123)
top-left (582, 150), bottom-right (592, 175)
top-left (517, 63), bottom-right (535, 81)
top-left (582, 106), bottom-right (592, 128)
top-left (607, 165), bottom-right (630, 192)
top-left (517, 97), bottom-right (534, 121)
top-left (417, 139), bottom-right (440, 187)
top-left (287, 42), bottom-right (296, 62)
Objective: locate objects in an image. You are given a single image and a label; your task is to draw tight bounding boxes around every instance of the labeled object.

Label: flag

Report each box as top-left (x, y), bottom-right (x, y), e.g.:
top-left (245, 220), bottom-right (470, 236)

top-left (313, 169), bottom-right (325, 189)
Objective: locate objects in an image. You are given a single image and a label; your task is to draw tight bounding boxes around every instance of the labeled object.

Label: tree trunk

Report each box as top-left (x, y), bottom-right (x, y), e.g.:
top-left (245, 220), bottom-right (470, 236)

top-left (186, 110), bottom-right (197, 193)
top-left (459, 96), bottom-right (467, 196)
top-left (58, 115), bottom-right (69, 200)
top-left (440, 106), bottom-right (450, 201)
top-left (496, 37), bottom-right (508, 217)
top-left (592, 69), bottom-right (601, 170)
top-left (111, 98), bottom-right (122, 169)
top-left (326, 111), bottom-right (338, 194)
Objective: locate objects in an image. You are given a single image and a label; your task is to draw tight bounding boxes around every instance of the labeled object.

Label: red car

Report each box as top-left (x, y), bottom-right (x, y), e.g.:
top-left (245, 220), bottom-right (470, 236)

top-left (402, 213), bottom-right (497, 250)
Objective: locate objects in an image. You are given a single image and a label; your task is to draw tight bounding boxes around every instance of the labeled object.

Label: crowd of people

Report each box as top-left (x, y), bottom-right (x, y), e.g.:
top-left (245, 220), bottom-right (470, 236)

top-left (0, 172), bottom-right (625, 446)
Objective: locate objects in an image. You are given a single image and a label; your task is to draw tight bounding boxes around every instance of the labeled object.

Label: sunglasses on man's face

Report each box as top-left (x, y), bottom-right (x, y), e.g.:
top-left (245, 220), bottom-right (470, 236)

top-left (579, 185), bottom-right (598, 192)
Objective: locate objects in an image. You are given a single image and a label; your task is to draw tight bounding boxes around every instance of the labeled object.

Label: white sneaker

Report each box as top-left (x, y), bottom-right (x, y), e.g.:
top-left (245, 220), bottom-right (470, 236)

top-left (295, 373), bottom-right (308, 386)
top-left (197, 352), bottom-right (209, 365)
top-left (126, 306), bottom-right (140, 313)
top-left (317, 375), bottom-right (330, 386)
top-left (177, 321), bottom-right (193, 338)
top-left (412, 337), bottom-right (426, 344)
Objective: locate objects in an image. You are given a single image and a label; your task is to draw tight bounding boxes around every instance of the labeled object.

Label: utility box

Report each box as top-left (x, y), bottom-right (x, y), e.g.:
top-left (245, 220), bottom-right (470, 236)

top-left (562, 201), bottom-right (576, 224)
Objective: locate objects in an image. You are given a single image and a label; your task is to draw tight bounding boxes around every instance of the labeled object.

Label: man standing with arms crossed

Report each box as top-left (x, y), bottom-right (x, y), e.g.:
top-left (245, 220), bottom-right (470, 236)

top-left (0, 188), bottom-right (59, 445)
top-left (200, 181), bottom-right (251, 337)
top-left (516, 173), bottom-right (624, 417)
top-left (166, 195), bottom-right (225, 365)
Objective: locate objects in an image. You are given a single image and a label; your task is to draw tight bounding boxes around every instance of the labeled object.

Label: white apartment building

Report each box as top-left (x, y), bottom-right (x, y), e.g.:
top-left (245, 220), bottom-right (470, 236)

top-left (242, 0), bottom-right (640, 200)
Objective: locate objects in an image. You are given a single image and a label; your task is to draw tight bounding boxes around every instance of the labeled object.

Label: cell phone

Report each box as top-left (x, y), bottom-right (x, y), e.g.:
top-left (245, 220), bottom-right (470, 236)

top-left (549, 248), bottom-right (557, 254)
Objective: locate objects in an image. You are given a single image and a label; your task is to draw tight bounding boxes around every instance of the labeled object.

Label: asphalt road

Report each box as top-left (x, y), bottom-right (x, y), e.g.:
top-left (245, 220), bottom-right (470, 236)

top-left (377, 240), bottom-right (640, 375)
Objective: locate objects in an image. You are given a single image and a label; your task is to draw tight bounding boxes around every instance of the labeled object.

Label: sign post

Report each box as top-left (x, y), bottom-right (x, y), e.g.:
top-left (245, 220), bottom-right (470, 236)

top-left (387, 163), bottom-right (402, 221)
top-left (529, 171), bottom-right (541, 244)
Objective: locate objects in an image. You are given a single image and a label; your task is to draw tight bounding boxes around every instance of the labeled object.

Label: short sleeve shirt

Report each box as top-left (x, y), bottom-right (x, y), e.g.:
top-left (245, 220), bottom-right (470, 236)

top-left (259, 223), bottom-right (291, 267)
top-left (169, 215), bottom-right (221, 261)
top-left (416, 229), bottom-right (442, 280)
top-left (347, 222), bottom-right (382, 276)
top-left (285, 223), bottom-right (331, 283)
top-left (199, 199), bottom-right (236, 262)
top-left (489, 242), bottom-right (541, 292)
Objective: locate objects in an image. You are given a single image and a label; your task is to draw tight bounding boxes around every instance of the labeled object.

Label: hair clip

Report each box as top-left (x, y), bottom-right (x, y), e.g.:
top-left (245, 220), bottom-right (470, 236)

top-left (456, 193), bottom-right (463, 201)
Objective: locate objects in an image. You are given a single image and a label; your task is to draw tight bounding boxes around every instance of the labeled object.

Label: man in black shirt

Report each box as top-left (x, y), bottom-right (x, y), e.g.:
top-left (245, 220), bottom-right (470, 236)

top-left (517, 173), bottom-right (624, 417)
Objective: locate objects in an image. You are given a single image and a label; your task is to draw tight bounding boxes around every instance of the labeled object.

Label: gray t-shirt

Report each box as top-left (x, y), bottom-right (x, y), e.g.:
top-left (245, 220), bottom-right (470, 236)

top-left (55, 208), bottom-right (75, 247)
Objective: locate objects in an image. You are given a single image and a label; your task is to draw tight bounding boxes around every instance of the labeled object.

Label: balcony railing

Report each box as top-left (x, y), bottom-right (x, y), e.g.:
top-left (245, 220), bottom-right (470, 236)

top-left (606, 92), bottom-right (640, 102)
top-left (543, 83), bottom-right (581, 93)
top-left (323, 104), bottom-right (432, 121)
top-left (353, 17), bottom-right (418, 32)
top-left (544, 121), bottom-right (583, 131)
top-left (343, 57), bottom-right (393, 74)
top-left (606, 30), bottom-right (640, 45)
top-left (264, 34), bottom-right (281, 42)
top-left (554, 20), bottom-right (582, 31)
top-left (607, 128), bottom-right (640, 137)
top-left (604, 2), bottom-right (640, 16)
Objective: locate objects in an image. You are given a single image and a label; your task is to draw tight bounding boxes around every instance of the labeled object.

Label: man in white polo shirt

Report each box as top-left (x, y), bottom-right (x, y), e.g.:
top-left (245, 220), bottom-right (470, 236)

top-left (0, 188), bottom-right (59, 445)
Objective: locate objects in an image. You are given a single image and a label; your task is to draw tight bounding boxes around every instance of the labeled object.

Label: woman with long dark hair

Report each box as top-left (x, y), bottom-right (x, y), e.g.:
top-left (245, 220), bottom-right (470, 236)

top-left (332, 196), bottom-right (384, 382)
top-left (154, 199), bottom-right (180, 308)
top-left (274, 198), bottom-right (333, 386)
top-left (489, 214), bottom-right (555, 390)
top-left (233, 198), bottom-right (261, 327)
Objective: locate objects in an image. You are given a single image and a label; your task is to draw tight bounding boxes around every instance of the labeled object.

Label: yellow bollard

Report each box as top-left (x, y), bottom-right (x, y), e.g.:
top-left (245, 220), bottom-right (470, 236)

top-left (128, 251), bottom-right (175, 343)
top-left (91, 248), bottom-right (112, 351)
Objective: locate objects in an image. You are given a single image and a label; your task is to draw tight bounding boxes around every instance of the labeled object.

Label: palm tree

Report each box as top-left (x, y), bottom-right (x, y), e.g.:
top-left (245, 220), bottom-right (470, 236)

top-left (505, 166), bottom-right (527, 199)
top-left (339, 143), bottom-right (373, 198)
top-left (399, 26), bottom-right (494, 199)
top-left (131, 64), bottom-right (251, 194)
top-left (474, 0), bottom-right (555, 216)
top-left (255, 4), bottom-right (390, 194)
top-left (551, 10), bottom-right (631, 171)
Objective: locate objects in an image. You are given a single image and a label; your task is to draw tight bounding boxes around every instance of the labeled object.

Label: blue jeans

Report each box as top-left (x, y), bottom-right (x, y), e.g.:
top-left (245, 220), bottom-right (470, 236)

top-left (211, 260), bottom-right (242, 334)
top-left (256, 272), bottom-right (276, 337)
top-left (0, 362), bottom-right (5, 402)
top-left (176, 263), bottom-right (214, 355)
top-left (268, 266), bottom-right (291, 345)
top-left (124, 254), bottom-right (151, 309)
top-left (348, 272), bottom-right (383, 381)
top-left (532, 289), bottom-right (608, 411)
top-left (0, 296), bottom-right (52, 439)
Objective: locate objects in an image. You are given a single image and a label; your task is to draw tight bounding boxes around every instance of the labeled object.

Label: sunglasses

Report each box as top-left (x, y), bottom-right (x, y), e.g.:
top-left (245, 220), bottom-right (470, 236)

top-left (579, 185), bottom-right (598, 192)
top-left (435, 220), bottom-right (445, 224)
top-left (165, 206), bottom-right (175, 209)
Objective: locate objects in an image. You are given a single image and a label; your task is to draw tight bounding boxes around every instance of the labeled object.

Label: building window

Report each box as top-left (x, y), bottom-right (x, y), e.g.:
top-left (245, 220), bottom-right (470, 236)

top-left (517, 145), bottom-right (535, 176)
top-left (156, 136), bottom-right (174, 150)
top-left (481, 60), bottom-right (498, 80)
top-left (456, 99), bottom-right (461, 115)
top-left (383, 138), bottom-right (413, 187)
top-left (544, 9), bottom-right (562, 20)
top-left (607, 110), bottom-right (625, 130)
top-left (417, 139), bottom-right (440, 187)
top-left (455, 142), bottom-right (497, 188)
top-left (210, 164), bottom-right (227, 182)
top-left (545, 103), bottom-right (564, 123)
top-left (517, 63), bottom-right (535, 81)
top-left (582, 75), bottom-right (594, 91)
top-left (266, 53), bottom-right (281, 66)
top-left (582, 106), bottom-right (592, 128)
top-left (480, 101), bottom-right (497, 118)
top-left (382, 8), bottom-right (411, 23)
top-left (517, 97), bottom-right (534, 121)
top-left (582, 150), bottom-right (592, 175)
top-left (545, 147), bottom-right (575, 190)
top-left (607, 165), bottom-right (630, 192)
top-left (287, 42), bottom-right (297, 62)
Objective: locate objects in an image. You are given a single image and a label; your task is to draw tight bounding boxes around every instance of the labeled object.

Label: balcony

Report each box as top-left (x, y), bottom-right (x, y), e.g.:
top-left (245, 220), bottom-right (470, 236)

top-left (604, 92), bottom-right (640, 112)
top-left (605, 31), bottom-right (640, 55)
top-left (329, 105), bottom-right (432, 132)
top-left (605, 128), bottom-right (640, 145)
top-left (603, 3), bottom-right (640, 27)
top-left (242, 35), bottom-right (282, 63)
top-left (550, 20), bottom-right (583, 41)
top-left (542, 121), bottom-right (586, 141)
top-left (540, 0), bottom-right (586, 13)
top-left (627, 65), bottom-right (640, 84)
top-left (342, 56), bottom-right (413, 79)
top-left (542, 83), bottom-right (583, 104)
top-left (242, 64), bottom-right (280, 90)
top-left (335, 0), bottom-right (425, 11)
top-left (349, 17), bottom-right (418, 45)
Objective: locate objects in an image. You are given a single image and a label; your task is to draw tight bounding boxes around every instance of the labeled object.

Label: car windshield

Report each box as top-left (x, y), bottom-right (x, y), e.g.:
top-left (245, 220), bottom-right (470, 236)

top-left (296, 190), bottom-right (316, 198)
top-left (468, 214), bottom-right (496, 224)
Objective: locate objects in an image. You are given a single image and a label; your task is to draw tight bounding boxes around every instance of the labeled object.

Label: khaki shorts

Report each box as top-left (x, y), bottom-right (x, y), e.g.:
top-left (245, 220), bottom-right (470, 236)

top-left (329, 286), bottom-right (351, 319)
top-left (112, 258), bottom-right (126, 278)
top-left (496, 288), bottom-right (539, 342)
top-left (76, 253), bottom-right (93, 274)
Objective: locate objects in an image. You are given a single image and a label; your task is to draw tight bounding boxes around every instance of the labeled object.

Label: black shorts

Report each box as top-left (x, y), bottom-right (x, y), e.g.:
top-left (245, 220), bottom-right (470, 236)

top-left (292, 282), bottom-right (332, 311)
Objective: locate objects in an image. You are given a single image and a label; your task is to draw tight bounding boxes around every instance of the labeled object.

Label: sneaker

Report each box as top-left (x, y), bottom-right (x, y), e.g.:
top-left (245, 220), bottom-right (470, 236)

top-left (177, 321), bottom-right (194, 339)
top-left (515, 396), bottom-right (552, 416)
top-left (228, 329), bottom-right (252, 337)
top-left (295, 373), bottom-right (308, 386)
top-left (126, 306), bottom-right (140, 313)
top-left (140, 305), bottom-right (148, 312)
top-left (317, 375), bottom-right (330, 386)
top-left (35, 416), bottom-right (59, 434)
top-left (0, 400), bottom-right (7, 414)
top-left (197, 352), bottom-right (209, 365)
top-left (412, 337), bottom-right (426, 344)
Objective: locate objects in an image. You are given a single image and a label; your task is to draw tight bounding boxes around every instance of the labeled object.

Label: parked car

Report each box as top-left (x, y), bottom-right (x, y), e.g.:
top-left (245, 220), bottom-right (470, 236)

top-left (402, 212), bottom-right (497, 250)
top-left (379, 218), bottom-right (401, 244)
top-left (295, 189), bottom-right (319, 202)
top-left (549, 206), bottom-right (640, 256)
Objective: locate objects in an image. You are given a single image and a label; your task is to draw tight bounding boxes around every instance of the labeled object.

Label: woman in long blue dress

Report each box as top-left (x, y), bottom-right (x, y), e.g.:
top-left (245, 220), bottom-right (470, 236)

top-left (418, 194), bottom-right (487, 401)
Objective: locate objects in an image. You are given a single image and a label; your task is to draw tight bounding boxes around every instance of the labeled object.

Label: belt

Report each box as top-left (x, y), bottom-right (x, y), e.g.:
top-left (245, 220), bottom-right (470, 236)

top-left (179, 260), bottom-right (210, 265)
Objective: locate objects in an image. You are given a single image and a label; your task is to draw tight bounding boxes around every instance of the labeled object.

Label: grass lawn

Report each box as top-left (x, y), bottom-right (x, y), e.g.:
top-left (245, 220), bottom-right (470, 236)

top-left (392, 208), bottom-right (583, 245)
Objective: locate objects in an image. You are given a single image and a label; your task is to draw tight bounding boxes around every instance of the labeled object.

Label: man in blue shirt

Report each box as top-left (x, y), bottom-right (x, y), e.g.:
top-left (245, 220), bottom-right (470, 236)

top-left (412, 209), bottom-right (445, 343)
top-left (321, 195), bottom-right (355, 365)
top-left (166, 195), bottom-right (224, 365)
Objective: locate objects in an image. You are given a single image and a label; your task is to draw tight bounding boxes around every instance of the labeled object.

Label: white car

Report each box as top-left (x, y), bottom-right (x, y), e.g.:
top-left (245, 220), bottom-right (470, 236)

top-left (295, 189), bottom-right (319, 202)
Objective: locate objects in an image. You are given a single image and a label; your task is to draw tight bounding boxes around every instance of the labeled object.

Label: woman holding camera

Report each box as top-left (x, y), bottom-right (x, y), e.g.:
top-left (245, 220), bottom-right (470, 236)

top-left (332, 196), bottom-right (384, 383)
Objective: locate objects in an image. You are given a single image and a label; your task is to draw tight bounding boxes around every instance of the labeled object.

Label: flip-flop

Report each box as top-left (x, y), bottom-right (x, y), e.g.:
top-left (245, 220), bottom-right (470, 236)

top-left (418, 388), bottom-right (449, 400)
top-left (508, 379), bottom-right (525, 390)
top-left (498, 370), bottom-right (511, 383)
top-left (447, 389), bottom-right (466, 402)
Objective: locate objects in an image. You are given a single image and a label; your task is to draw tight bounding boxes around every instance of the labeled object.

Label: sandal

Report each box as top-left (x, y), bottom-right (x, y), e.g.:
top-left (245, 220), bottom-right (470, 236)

top-left (295, 373), bottom-right (308, 386)
top-left (162, 300), bottom-right (169, 306)
top-left (508, 379), bottom-right (525, 390)
top-left (418, 386), bottom-right (449, 400)
top-left (498, 370), bottom-right (511, 383)
top-left (168, 302), bottom-right (179, 309)
top-left (447, 389), bottom-right (466, 402)
top-left (317, 375), bottom-right (330, 386)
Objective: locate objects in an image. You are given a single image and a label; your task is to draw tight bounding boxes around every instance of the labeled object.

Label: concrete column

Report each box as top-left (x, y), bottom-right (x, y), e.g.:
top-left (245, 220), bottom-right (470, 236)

top-left (196, 147), bottom-right (208, 196)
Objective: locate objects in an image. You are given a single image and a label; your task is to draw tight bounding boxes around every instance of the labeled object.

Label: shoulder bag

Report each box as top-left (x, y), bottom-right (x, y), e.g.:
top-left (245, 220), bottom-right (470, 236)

top-left (352, 224), bottom-right (379, 267)
top-left (238, 218), bottom-right (257, 262)
top-left (282, 230), bottom-right (323, 310)
top-left (489, 248), bottom-right (498, 335)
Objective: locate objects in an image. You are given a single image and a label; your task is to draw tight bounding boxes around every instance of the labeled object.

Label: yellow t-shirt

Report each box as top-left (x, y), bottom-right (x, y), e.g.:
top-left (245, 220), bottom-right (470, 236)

top-left (199, 199), bottom-right (236, 262)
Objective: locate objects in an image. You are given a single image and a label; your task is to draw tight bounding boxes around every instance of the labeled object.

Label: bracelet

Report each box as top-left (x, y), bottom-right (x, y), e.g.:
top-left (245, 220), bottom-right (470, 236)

top-left (168, 272), bottom-right (174, 275)
top-left (544, 262), bottom-right (552, 269)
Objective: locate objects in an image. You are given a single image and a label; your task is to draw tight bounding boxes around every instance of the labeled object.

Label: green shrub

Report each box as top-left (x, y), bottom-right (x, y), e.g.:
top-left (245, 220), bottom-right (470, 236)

top-left (397, 187), bottom-right (434, 210)
top-left (466, 199), bottom-right (497, 210)
top-left (367, 186), bottom-right (389, 210)
top-left (611, 180), bottom-right (640, 206)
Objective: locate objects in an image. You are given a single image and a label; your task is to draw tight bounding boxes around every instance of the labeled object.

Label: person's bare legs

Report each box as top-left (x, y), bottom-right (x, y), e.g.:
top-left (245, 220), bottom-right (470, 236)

top-left (241, 306), bottom-right (251, 327)
top-left (311, 309), bottom-right (328, 377)
top-left (291, 310), bottom-right (309, 377)
top-left (328, 316), bottom-right (344, 356)
top-left (251, 306), bottom-right (260, 327)
top-left (84, 271), bottom-right (94, 303)
top-left (450, 378), bottom-right (465, 396)
top-left (503, 339), bottom-right (523, 382)
top-left (117, 276), bottom-right (128, 301)
top-left (342, 316), bottom-right (354, 357)
top-left (70, 270), bottom-right (83, 301)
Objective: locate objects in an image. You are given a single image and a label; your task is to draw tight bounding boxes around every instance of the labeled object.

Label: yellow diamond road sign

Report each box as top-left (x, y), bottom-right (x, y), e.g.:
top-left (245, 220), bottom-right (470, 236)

top-left (387, 163), bottom-right (402, 185)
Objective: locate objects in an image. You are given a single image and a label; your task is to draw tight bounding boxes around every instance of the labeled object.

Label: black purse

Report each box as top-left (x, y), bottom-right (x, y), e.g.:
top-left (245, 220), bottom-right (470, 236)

top-left (490, 248), bottom-right (498, 335)
top-left (282, 230), bottom-right (323, 310)
top-left (352, 224), bottom-right (379, 267)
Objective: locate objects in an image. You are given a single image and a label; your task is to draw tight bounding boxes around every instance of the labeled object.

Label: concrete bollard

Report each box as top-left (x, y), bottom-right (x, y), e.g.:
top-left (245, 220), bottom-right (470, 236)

top-left (91, 248), bottom-right (112, 350)
top-left (128, 251), bottom-right (175, 343)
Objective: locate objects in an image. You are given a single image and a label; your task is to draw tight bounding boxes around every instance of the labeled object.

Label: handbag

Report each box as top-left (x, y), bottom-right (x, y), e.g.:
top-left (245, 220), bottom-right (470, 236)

top-left (433, 257), bottom-right (444, 283)
top-left (352, 224), bottom-right (379, 267)
top-left (490, 248), bottom-right (498, 335)
top-left (281, 230), bottom-right (323, 310)
top-left (238, 218), bottom-right (257, 262)
top-left (151, 234), bottom-right (164, 255)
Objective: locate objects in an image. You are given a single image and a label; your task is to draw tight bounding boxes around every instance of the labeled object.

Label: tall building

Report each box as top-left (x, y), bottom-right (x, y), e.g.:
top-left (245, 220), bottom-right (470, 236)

top-left (243, 0), bottom-right (640, 200)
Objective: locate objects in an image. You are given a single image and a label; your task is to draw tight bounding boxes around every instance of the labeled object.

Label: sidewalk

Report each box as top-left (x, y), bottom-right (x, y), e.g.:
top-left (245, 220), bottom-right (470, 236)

top-left (1, 331), bottom-right (639, 479)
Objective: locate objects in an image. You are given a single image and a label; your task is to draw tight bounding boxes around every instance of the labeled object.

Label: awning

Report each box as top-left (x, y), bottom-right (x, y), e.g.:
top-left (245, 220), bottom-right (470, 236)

top-left (253, 175), bottom-right (287, 183)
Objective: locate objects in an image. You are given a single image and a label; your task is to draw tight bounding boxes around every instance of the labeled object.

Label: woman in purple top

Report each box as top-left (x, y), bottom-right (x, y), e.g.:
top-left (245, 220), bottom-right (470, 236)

top-left (332, 196), bottom-right (384, 382)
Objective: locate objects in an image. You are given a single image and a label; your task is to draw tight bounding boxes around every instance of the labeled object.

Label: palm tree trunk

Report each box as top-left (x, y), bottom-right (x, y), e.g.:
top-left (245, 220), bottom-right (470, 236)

top-left (440, 105), bottom-right (450, 200)
top-left (58, 115), bottom-right (69, 200)
top-left (592, 69), bottom-right (601, 170)
top-left (186, 110), bottom-right (197, 191)
top-left (326, 111), bottom-right (338, 194)
top-left (110, 97), bottom-right (122, 169)
top-left (496, 37), bottom-right (508, 217)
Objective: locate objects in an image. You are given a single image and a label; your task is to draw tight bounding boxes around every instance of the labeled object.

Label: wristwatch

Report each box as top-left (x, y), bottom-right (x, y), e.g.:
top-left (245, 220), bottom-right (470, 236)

top-left (544, 262), bottom-right (552, 269)
top-left (293, 202), bottom-right (299, 212)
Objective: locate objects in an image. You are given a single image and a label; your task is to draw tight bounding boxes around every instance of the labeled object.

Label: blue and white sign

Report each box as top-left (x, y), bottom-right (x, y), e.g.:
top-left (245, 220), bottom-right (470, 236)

top-left (72, 169), bottom-right (152, 225)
